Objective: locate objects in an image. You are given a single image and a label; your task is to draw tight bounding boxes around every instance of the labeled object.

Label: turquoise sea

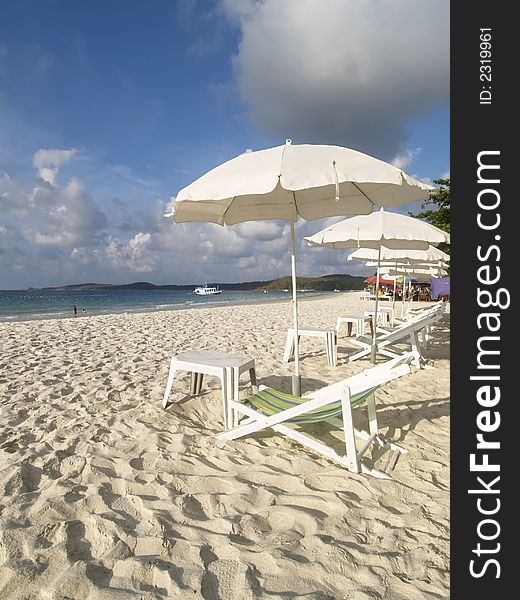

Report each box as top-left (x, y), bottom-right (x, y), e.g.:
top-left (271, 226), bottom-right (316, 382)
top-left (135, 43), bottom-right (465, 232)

top-left (0, 288), bottom-right (329, 322)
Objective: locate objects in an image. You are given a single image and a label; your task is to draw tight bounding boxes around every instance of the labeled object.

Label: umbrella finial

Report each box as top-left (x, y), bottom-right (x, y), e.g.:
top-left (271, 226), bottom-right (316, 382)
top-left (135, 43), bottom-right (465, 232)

top-left (285, 139), bottom-right (292, 145)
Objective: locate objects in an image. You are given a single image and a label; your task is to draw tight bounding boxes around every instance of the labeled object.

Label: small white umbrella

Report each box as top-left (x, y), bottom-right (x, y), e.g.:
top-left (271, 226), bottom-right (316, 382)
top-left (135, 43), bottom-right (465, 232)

top-left (168, 140), bottom-right (432, 393)
top-left (375, 263), bottom-right (448, 276)
top-left (347, 244), bottom-right (450, 264)
top-left (305, 208), bottom-right (450, 361)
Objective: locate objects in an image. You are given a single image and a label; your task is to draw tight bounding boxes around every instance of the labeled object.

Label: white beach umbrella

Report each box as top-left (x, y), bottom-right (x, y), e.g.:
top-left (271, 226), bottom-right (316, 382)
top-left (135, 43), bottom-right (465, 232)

top-left (347, 244), bottom-right (450, 264)
top-left (379, 265), bottom-right (449, 277)
top-left (305, 208), bottom-right (450, 361)
top-left (167, 140), bottom-right (432, 393)
top-left (372, 263), bottom-right (448, 276)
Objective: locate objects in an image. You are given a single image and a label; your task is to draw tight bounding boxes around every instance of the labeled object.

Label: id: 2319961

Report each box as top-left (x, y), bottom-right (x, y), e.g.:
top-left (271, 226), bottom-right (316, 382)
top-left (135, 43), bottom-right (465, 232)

top-left (480, 28), bottom-right (492, 105)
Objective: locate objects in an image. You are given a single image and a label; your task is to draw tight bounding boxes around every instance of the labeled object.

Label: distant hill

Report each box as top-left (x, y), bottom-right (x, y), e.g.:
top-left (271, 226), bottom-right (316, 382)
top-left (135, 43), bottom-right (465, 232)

top-left (259, 274), bottom-right (366, 291)
top-left (35, 274), bottom-right (367, 293)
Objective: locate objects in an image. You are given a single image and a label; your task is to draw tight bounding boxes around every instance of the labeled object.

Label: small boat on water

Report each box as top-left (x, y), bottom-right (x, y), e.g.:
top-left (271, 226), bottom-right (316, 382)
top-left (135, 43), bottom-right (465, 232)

top-left (194, 284), bottom-right (222, 296)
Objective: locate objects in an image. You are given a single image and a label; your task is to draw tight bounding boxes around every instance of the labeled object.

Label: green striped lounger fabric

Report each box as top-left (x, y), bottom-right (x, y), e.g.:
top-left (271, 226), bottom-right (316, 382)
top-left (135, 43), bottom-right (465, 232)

top-left (245, 386), bottom-right (379, 424)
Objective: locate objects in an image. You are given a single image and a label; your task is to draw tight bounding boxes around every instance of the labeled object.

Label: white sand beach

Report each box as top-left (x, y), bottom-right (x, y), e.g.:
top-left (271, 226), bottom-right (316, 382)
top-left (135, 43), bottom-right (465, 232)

top-left (0, 293), bottom-right (450, 599)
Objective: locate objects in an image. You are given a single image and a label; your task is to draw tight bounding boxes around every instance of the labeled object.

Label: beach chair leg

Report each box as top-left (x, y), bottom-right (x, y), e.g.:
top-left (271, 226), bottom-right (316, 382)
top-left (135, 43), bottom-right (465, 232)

top-left (162, 360), bottom-right (178, 408)
top-left (348, 346), bottom-right (371, 362)
top-left (409, 333), bottom-right (422, 368)
top-left (423, 326), bottom-right (431, 349)
top-left (366, 392), bottom-right (378, 436)
top-left (379, 348), bottom-right (400, 360)
top-left (340, 387), bottom-right (360, 473)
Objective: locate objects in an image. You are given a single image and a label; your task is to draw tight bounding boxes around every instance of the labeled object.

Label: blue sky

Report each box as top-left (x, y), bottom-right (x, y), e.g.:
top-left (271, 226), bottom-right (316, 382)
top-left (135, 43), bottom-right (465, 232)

top-left (0, 0), bottom-right (449, 289)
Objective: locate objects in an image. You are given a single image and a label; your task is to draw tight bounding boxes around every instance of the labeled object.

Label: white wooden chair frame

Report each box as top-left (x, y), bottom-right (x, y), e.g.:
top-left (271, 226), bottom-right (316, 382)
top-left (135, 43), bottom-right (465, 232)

top-left (217, 353), bottom-right (418, 479)
top-left (348, 311), bottom-right (443, 364)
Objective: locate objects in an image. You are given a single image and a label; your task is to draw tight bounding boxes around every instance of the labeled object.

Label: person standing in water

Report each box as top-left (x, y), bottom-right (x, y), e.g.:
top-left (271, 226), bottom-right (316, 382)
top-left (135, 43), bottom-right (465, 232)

top-left (73, 305), bottom-right (77, 317)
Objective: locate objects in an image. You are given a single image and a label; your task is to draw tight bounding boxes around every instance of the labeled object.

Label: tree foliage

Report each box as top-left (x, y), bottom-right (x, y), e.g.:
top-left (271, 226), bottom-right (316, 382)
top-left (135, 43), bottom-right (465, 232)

top-left (410, 178), bottom-right (450, 255)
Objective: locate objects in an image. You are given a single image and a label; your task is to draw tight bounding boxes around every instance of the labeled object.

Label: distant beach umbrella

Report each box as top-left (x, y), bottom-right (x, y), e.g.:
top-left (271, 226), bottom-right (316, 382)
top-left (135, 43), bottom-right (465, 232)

top-left (166, 140), bottom-right (432, 393)
top-left (305, 209), bottom-right (450, 362)
top-left (347, 244), bottom-right (450, 264)
top-left (349, 245), bottom-right (450, 315)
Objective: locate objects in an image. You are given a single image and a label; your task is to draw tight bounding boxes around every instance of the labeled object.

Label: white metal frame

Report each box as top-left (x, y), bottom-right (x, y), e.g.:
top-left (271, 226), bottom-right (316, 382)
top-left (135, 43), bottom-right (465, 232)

top-left (217, 353), bottom-right (418, 479)
top-left (348, 310), bottom-right (443, 365)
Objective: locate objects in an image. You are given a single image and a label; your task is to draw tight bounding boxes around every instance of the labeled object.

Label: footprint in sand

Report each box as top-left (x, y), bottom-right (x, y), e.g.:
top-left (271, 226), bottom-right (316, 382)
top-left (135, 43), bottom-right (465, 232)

top-left (65, 520), bottom-right (93, 562)
top-left (178, 494), bottom-right (212, 521)
top-left (98, 485), bottom-right (145, 528)
top-left (3, 462), bottom-right (43, 495)
top-left (129, 451), bottom-right (159, 472)
top-left (201, 558), bottom-right (249, 600)
top-left (60, 455), bottom-right (87, 477)
top-left (231, 509), bottom-right (309, 550)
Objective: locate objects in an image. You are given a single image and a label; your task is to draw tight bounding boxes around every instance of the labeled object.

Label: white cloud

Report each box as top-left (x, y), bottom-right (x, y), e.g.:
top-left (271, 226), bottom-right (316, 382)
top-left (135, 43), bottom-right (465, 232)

top-left (234, 220), bottom-right (283, 241)
top-left (221, 0), bottom-right (449, 160)
top-left (32, 148), bottom-right (79, 168)
top-left (391, 147), bottom-right (422, 170)
top-left (104, 232), bottom-right (156, 273)
top-left (33, 148), bottom-right (79, 186)
top-left (1, 154), bottom-right (378, 288)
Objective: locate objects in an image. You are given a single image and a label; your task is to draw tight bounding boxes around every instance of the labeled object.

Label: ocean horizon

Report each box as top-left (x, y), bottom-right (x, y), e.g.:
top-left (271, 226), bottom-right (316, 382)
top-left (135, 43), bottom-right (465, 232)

top-left (0, 287), bottom-right (356, 323)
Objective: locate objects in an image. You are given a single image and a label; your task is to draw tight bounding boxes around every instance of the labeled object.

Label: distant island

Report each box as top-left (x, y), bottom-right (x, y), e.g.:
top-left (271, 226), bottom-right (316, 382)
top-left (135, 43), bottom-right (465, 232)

top-left (19, 274), bottom-right (368, 293)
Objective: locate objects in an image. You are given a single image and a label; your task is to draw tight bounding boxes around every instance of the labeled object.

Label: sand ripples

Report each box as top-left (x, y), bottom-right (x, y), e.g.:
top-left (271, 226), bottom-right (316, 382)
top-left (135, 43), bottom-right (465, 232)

top-left (0, 297), bottom-right (450, 599)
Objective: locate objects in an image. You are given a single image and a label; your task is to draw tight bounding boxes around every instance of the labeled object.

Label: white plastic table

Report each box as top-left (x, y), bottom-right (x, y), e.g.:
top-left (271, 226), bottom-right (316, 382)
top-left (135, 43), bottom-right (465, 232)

top-left (283, 327), bottom-right (337, 367)
top-left (162, 350), bottom-right (257, 429)
top-left (336, 315), bottom-right (373, 337)
top-left (364, 306), bottom-right (395, 327)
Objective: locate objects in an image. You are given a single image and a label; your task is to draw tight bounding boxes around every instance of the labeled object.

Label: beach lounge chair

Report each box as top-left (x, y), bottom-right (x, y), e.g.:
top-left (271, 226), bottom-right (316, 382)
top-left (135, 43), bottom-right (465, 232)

top-left (217, 352), bottom-right (418, 478)
top-left (375, 301), bottom-right (446, 348)
top-left (347, 310), bottom-right (443, 364)
top-left (397, 300), bottom-right (445, 323)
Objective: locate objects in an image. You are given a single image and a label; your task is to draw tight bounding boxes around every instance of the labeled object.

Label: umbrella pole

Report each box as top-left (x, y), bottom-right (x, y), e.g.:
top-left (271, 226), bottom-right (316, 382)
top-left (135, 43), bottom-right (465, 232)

top-left (402, 271), bottom-right (407, 317)
top-left (370, 245), bottom-right (382, 363)
top-left (392, 261), bottom-right (397, 317)
top-left (290, 218), bottom-right (301, 396)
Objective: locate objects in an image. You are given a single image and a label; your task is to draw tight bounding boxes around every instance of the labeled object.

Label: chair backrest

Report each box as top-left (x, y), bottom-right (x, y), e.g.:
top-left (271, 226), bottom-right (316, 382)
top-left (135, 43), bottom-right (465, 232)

top-left (249, 353), bottom-right (416, 424)
top-left (379, 310), bottom-right (441, 344)
top-left (406, 300), bottom-right (445, 320)
top-left (310, 352), bottom-right (415, 400)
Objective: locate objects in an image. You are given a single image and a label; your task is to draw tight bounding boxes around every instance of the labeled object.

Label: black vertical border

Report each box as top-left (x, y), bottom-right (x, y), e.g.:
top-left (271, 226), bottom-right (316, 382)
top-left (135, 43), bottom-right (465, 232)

top-left (451, 2), bottom-right (513, 596)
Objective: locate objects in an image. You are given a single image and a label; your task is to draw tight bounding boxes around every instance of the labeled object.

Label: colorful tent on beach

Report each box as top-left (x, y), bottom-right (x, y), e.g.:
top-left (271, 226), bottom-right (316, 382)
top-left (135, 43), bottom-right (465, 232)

top-left (364, 275), bottom-right (394, 286)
